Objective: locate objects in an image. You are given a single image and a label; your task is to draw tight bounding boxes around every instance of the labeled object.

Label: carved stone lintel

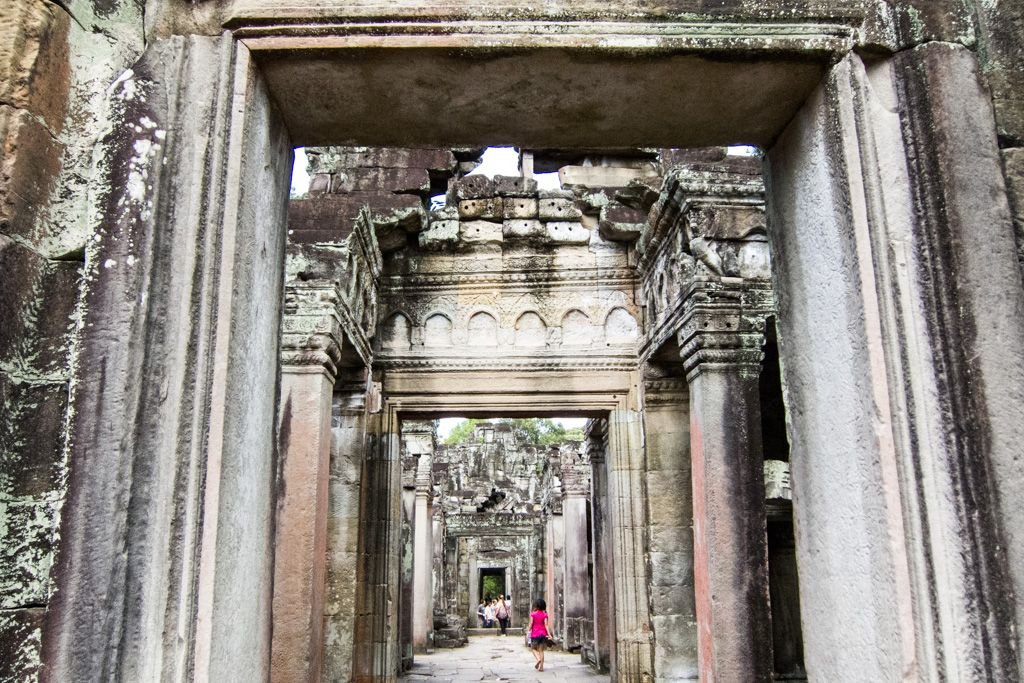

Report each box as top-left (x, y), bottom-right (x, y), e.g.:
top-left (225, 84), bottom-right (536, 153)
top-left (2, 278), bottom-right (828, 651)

top-left (638, 166), bottom-right (765, 275)
top-left (643, 376), bottom-right (689, 407)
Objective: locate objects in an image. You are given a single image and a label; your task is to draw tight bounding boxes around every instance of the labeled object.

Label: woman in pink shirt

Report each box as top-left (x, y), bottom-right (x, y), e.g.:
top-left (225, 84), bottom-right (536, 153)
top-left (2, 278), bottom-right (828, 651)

top-left (529, 598), bottom-right (552, 671)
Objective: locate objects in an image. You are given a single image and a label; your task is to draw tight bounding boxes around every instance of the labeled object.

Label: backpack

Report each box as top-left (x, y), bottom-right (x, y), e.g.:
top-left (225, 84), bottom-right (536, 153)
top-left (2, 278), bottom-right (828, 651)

top-left (496, 604), bottom-right (508, 619)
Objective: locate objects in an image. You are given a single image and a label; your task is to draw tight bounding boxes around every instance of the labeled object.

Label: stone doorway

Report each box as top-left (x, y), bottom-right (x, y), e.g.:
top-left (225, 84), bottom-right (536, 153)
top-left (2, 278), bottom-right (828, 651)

top-left (391, 416), bottom-right (604, 668)
top-left (26, 13), bottom-right (1024, 683)
top-left (379, 410), bottom-right (624, 680)
top-left (478, 570), bottom-right (505, 608)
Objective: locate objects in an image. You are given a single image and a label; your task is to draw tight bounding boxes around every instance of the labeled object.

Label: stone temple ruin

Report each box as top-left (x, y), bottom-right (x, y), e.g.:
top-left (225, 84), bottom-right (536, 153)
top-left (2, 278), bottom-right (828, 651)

top-left (3, 0), bottom-right (1024, 681)
top-left (399, 420), bottom-right (604, 666)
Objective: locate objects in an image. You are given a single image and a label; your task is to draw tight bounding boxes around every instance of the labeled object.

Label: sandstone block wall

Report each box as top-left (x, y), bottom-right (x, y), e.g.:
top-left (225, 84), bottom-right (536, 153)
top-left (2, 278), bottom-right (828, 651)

top-left (0, 0), bottom-right (146, 674)
top-left (0, 1), bottom-right (71, 675)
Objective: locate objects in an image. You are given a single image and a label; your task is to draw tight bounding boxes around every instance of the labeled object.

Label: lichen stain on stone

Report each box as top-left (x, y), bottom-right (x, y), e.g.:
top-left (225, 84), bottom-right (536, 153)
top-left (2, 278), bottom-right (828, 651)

top-left (0, 609), bottom-right (43, 678)
top-left (0, 500), bottom-right (58, 609)
top-left (119, 128), bottom-right (163, 219)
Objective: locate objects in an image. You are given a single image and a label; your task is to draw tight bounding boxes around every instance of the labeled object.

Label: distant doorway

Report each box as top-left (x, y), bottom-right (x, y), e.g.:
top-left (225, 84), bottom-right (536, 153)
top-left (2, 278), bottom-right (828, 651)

top-left (480, 568), bottom-right (507, 603)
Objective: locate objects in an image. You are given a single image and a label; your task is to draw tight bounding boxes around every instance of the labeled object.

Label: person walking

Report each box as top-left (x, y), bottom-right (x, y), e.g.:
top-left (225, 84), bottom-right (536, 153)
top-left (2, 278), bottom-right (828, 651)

top-left (529, 598), bottom-right (552, 671)
top-left (495, 596), bottom-right (510, 636)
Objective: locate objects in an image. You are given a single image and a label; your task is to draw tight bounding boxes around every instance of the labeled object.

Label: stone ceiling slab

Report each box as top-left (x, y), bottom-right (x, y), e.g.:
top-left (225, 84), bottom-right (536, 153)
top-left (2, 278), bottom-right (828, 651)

top-left (252, 46), bottom-right (830, 147)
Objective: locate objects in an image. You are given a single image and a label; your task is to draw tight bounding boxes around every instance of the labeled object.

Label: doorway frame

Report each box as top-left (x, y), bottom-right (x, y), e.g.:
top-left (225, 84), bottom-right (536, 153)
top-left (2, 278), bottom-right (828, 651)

top-left (362, 367), bottom-right (650, 679)
top-left (41, 19), bottom-right (1024, 683)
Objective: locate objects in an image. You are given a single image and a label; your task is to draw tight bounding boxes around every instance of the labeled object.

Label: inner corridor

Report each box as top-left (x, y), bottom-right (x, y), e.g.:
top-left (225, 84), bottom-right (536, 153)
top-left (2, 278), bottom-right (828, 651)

top-left (400, 636), bottom-right (609, 682)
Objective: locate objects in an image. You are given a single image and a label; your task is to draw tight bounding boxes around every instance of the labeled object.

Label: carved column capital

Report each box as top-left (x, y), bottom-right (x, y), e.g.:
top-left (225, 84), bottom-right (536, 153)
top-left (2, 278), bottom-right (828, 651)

top-left (281, 281), bottom-right (344, 380)
top-left (677, 280), bottom-right (773, 381)
top-left (415, 455), bottom-right (432, 495)
top-left (562, 464), bottom-right (591, 497)
top-left (643, 366), bottom-right (689, 407)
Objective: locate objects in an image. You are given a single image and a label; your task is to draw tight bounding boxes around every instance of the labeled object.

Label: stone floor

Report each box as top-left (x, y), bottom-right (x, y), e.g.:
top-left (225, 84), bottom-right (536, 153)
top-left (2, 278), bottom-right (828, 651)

top-left (400, 635), bottom-right (609, 682)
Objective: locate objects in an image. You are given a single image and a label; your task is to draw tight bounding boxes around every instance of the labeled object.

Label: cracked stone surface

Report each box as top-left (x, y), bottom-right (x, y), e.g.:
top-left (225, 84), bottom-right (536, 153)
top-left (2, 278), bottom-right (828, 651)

top-left (400, 634), bottom-right (607, 682)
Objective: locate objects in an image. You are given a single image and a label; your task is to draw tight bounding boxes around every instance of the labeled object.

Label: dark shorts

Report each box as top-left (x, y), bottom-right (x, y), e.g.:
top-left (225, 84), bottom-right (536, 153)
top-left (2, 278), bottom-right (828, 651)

top-left (531, 636), bottom-right (548, 647)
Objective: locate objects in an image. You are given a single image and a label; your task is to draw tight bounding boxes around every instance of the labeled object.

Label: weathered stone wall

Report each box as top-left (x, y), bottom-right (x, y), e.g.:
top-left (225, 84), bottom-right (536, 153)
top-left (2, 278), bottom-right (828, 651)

top-left (375, 173), bottom-right (643, 369)
top-left (977, 0), bottom-right (1024, 277)
top-left (289, 147), bottom-right (458, 246)
top-left (0, 0), bottom-right (143, 674)
top-left (36, 35), bottom-right (292, 683)
top-left (433, 425), bottom-right (548, 516)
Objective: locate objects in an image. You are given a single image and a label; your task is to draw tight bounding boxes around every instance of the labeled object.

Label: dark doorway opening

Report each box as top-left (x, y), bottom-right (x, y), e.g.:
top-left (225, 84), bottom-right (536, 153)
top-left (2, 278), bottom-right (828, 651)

top-left (760, 317), bottom-right (806, 679)
top-left (480, 568), bottom-right (507, 603)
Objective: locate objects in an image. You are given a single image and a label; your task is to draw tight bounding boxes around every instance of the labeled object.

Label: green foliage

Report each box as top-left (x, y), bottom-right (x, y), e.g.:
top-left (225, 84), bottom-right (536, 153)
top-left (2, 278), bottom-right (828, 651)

top-left (442, 417), bottom-right (583, 446)
top-left (482, 575), bottom-right (505, 601)
top-left (443, 418), bottom-right (481, 445)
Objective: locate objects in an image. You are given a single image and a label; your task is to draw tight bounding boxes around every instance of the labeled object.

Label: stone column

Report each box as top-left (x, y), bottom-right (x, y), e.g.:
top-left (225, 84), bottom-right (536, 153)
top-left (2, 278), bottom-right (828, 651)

top-left (606, 402), bottom-right (655, 679)
top-left (271, 282), bottom-right (344, 683)
top-left (323, 382), bottom-right (370, 683)
top-left (679, 281), bottom-right (772, 683)
top-left (468, 550), bottom-right (479, 626)
top-left (542, 447), bottom-right (566, 642)
top-left (413, 459), bottom-right (434, 652)
top-left (399, 483), bottom-right (415, 670)
top-left (642, 375), bottom-right (697, 679)
top-left (562, 460), bottom-right (591, 651)
top-left (352, 404), bottom-right (402, 682)
top-left (544, 507), bottom-right (564, 641)
top-left (586, 422), bottom-right (615, 673)
top-left (432, 511), bottom-right (445, 618)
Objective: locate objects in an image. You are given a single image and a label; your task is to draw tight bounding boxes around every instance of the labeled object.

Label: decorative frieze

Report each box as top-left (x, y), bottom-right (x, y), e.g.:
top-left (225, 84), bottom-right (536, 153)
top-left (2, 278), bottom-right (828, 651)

top-left (444, 514), bottom-right (540, 536)
top-left (380, 267), bottom-right (635, 290)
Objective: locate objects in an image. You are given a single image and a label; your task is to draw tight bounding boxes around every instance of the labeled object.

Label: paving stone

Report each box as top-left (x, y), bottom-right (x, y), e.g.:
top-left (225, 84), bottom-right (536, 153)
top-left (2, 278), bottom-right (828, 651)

top-left (400, 635), bottom-right (607, 682)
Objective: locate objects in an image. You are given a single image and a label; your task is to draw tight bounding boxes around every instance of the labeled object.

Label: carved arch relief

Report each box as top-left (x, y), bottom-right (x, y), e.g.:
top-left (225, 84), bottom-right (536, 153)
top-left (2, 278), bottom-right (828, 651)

top-left (381, 312), bottom-right (412, 349)
top-left (604, 308), bottom-right (639, 344)
top-left (561, 309), bottom-right (593, 346)
top-left (467, 311), bottom-right (499, 347)
top-left (514, 311), bottom-right (547, 347)
top-left (424, 313), bottom-right (454, 347)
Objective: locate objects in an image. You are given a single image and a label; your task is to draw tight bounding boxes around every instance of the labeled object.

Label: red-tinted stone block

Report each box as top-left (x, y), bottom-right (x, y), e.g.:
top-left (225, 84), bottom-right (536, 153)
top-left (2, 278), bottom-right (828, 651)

top-left (0, 105), bottom-right (65, 242)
